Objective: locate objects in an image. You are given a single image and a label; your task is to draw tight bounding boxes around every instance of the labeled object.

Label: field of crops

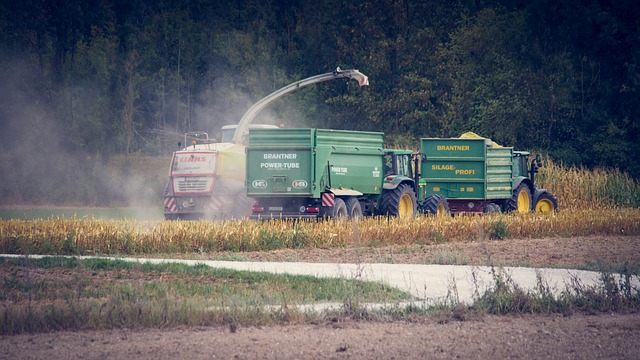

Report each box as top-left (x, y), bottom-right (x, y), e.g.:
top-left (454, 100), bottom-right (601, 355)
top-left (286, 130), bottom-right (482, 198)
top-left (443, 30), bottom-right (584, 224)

top-left (1, 209), bottom-right (638, 255)
top-left (536, 157), bottom-right (640, 209)
top-left (1, 157), bottom-right (639, 255)
top-left (1, 160), bottom-right (639, 337)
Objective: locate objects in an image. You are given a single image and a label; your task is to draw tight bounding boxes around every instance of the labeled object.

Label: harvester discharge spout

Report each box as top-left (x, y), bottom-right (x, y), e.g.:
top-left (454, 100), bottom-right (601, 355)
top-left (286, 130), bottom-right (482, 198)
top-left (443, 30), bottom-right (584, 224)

top-left (232, 68), bottom-right (369, 144)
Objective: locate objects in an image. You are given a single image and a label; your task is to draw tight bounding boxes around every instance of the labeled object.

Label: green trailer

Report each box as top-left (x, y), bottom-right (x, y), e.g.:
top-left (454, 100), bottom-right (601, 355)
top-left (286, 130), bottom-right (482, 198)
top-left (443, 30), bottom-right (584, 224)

top-left (246, 128), bottom-right (419, 219)
top-left (420, 137), bottom-right (512, 213)
top-left (246, 128), bottom-right (558, 220)
top-left (418, 135), bottom-right (558, 214)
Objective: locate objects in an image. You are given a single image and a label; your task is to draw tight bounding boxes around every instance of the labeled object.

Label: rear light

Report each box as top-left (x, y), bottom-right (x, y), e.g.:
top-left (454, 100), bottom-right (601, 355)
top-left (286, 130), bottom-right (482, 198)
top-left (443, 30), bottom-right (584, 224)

top-left (305, 206), bottom-right (320, 213)
top-left (385, 176), bottom-right (394, 181)
top-left (252, 206), bottom-right (265, 213)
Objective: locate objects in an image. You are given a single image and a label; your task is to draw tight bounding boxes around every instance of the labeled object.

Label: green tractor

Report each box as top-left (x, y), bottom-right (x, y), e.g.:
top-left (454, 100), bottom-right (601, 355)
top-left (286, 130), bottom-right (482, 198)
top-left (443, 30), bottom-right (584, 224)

top-left (507, 151), bottom-right (558, 213)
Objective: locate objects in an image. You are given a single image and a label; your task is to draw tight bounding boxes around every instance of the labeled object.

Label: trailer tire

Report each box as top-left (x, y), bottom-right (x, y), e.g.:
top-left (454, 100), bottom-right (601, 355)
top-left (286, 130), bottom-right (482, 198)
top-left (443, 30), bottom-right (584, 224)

top-left (422, 194), bottom-right (450, 216)
top-left (328, 198), bottom-right (348, 219)
top-left (483, 203), bottom-right (500, 214)
top-left (505, 184), bottom-right (532, 213)
top-left (533, 191), bottom-right (558, 213)
top-left (344, 197), bottom-right (363, 220)
top-left (380, 183), bottom-right (417, 219)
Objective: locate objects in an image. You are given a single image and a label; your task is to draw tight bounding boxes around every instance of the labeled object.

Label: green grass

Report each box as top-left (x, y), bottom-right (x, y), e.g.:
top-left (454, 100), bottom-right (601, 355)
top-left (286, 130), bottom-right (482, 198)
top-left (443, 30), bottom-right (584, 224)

top-left (469, 267), bottom-right (640, 316)
top-left (2, 256), bottom-right (639, 334)
top-left (0, 256), bottom-right (412, 334)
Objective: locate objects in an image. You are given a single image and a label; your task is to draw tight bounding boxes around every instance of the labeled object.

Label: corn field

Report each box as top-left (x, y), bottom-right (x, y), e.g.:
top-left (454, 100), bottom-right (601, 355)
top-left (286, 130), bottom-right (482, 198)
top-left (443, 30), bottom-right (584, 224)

top-left (1, 160), bottom-right (639, 255)
top-left (536, 156), bottom-right (640, 209)
top-left (1, 209), bottom-right (639, 255)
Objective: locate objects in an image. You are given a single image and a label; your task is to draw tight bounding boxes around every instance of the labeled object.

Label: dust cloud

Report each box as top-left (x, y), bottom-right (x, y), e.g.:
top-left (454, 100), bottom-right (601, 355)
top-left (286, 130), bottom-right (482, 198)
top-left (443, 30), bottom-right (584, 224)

top-left (0, 52), bottom-right (331, 219)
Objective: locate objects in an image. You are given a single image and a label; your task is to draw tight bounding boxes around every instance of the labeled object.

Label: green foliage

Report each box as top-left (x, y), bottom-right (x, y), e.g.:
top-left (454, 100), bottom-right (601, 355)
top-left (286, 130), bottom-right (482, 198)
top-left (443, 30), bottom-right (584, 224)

top-left (489, 219), bottom-right (509, 240)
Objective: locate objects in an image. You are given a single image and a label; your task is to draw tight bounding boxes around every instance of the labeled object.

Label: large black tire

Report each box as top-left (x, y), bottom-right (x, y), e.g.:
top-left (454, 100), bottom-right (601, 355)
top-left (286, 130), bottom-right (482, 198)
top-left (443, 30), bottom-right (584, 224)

top-left (505, 184), bottom-right (532, 213)
top-left (533, 191), bottom-right (558, 213)
top-left (422, 194), bottom-right (450, 216)
top-left (380, 183), bottom-right (417, 219)
top-left (344, 197), bottom-right (363, 220)
top-left (491, 203), bottom-right (502, 213)
top-left (327, 198), bottom-right (348, 219)
top-left (482, 203), bottom-right (501, 214)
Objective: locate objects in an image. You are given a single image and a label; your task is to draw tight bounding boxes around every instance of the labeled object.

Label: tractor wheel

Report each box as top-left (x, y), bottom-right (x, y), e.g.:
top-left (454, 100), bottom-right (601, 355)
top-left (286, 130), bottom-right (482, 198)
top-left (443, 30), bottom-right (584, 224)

top-left (505, 184), bottom-right (532, 213)
top-left (533, 191), bottom-right (558, 213)
top-left (380, 184), bottom-right (417, 219)
top-left (344, 197), bottom-right (363, 220)
top-left (328, 198), bottom-right (348, 219)
top-left (422, 194), bottom-right (450, 216)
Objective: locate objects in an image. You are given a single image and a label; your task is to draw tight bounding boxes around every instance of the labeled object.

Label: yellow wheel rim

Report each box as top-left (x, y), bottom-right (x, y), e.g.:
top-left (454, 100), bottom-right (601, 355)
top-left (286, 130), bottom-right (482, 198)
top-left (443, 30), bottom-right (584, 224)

top-left (436, 203), bottom-right (446, 217)
top-left (517, 190), bottom-right (530, 213)
top-left (398, 194), bottom-right (413, 219)
top-left (535, 199), bottom-right (554, 213)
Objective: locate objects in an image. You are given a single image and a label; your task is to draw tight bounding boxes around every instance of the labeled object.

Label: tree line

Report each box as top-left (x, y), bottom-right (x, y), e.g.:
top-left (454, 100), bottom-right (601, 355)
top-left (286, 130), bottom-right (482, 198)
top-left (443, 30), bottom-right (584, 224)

top-left (1, 0), bottom-right (638, 203)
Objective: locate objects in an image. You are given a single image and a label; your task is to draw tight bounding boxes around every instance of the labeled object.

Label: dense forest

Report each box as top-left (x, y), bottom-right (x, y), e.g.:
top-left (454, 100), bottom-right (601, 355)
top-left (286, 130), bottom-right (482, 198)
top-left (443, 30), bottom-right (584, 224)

top-left (0, 0), bottom-right (638, 204)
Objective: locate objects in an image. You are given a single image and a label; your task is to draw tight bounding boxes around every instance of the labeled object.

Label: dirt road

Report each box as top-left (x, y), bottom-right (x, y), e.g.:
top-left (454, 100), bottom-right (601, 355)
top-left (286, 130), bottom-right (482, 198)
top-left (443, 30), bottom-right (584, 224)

top-left (3, 314), bottom-right (639, 359)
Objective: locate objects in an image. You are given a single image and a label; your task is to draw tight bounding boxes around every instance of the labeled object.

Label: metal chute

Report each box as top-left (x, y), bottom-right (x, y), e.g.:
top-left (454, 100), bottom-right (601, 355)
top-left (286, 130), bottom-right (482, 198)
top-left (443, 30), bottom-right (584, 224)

top-left (232, 68), bottom-right (369, 144)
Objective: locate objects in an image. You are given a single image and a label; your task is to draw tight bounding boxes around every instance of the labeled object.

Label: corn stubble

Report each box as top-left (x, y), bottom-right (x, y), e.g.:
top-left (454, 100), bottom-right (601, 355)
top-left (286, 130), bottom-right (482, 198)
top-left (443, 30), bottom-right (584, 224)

top-left (1, 158), bottom-right (638, 255)
top-left (0, 208), bottom-right (637, 255)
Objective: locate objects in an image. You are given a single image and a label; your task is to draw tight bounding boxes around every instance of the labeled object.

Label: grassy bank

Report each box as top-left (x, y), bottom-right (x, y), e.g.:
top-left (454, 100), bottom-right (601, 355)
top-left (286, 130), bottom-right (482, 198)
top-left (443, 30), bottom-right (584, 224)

top-left (1, 256), bottom-right (638, 335)
top-left (0, 256), bottom-right (411, 335)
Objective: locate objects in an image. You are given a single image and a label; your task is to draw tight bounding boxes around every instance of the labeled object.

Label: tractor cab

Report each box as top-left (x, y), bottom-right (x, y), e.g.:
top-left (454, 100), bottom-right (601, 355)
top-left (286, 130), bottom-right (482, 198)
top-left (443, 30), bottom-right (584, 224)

top-left (383, 150), bottom-right (414, 178)
top-left (513, 151), bottom-right (542, 185)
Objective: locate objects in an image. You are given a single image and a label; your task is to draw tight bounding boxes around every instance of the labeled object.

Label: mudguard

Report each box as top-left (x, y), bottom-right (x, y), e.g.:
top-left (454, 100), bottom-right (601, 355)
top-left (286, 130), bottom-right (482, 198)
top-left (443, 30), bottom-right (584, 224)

top-left (383, 175), bottom-right (413, 190)
top-left (533, 189), bottom-right (554, 204)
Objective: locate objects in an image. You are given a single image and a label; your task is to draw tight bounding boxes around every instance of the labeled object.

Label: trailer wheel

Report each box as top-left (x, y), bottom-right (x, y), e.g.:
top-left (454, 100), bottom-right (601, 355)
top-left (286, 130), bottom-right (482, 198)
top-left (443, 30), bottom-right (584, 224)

top-left (422, 194), bottom-right (450, 216)
top-left (533, 191), bottom-right (558, 213)
top-left (483, 203), bottom-right (500, 214)
top-left (380, 184), bottom-right (417, 219)
top-left (344, 197), bottom-right (363, 220)
top-left (328, 198), bottom-right (348, 219)
top-left (505, 184), bottom-right (532, 213)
